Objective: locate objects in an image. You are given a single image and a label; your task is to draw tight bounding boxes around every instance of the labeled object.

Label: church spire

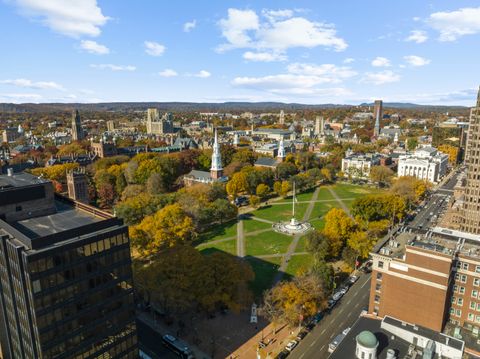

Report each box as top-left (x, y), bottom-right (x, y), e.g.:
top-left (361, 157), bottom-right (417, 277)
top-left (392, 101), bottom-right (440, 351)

top-left (277, 138), bottom-right (286, 160)
top-left (210, 128), bottom-right (223, 179)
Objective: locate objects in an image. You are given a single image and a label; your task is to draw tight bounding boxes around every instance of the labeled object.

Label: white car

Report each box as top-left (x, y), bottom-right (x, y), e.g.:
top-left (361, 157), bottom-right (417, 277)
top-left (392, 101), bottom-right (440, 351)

top-left (348, 275), bottom-right (359, 284)
top-left (285, 340), bottom-right (298, 351)
top-left (342, 327), bottom-right (351, 335)
top-left (332, 291), bottom-right (343, 301)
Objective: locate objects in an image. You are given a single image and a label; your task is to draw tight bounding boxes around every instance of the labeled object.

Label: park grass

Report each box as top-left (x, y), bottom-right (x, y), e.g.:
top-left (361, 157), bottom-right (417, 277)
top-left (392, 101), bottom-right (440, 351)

top-left (243, 218), bottom-right (273, 232)
top-left (285, 187), bottom-right (316, 202)
top-left (310, 217), bottom-right (326, 230)
top-left (246, 256), bottom-right (282, 298)
top-left (295, 235), bottom-right (308, 252)
top-left (253, 203), bottom-right (308, 222)
top-left (285, 254), bottom-right (313, 277)
top-left (197, 239), bottom-right (237, 256)
top-left (332, 183), bottom-right (377, 199)
top-left (310, 201), bottom-right (335, 221)
top-left (316, 186), bottom-right (336, 201)
top-left (196, 220), bottom-right (237, 244)
top-left (245, 231), bottom-right (292, 256)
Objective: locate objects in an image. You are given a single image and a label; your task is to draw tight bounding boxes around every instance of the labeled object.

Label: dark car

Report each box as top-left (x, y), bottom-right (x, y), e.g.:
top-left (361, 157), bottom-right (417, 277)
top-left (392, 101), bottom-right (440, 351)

top-left (313, 312), bottom-right (324, 324)
top-left (276, 349), bottom-right (290, 359)
top-left (296, 330), bottom-right (308, 341)
top-left (234, 196), bottom-right (249, 206)
top-left (305, 322), bottom-right (316, 331)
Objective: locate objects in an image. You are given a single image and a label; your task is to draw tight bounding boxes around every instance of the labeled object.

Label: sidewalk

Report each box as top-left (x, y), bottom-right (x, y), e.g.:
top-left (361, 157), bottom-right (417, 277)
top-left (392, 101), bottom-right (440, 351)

top-left (137, 310), bottom-right (212, 359)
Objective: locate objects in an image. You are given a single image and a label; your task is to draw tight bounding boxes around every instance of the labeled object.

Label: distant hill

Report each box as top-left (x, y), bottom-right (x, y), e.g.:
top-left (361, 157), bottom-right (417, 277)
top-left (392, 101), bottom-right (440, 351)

top-left (0, 101), bottom-right (468, 113)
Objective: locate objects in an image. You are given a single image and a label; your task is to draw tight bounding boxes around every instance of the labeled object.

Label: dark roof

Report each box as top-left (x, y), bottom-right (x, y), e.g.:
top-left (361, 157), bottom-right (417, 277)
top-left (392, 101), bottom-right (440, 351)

top-left (185, 170), bottom-right (212, 181)
top-left (255, 157), bottom-right (279, 167)
top-left (0, 172), bottom-right (48, 190)
top-left (12, 201), bottom-right (100, 239)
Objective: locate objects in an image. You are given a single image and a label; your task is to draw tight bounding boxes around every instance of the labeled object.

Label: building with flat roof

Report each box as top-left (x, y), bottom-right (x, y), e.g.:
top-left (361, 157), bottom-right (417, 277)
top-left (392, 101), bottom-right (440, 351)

top-left (0, 172), bottom-right (138, 358)
top-left (330, 316), bottom-right (464, 359)
top-left (341, 152), bottom-right (381, 179)
top-left (368, 229), bottom-right (480, 336)
top-left (397, 146), bottom-right (449, 183)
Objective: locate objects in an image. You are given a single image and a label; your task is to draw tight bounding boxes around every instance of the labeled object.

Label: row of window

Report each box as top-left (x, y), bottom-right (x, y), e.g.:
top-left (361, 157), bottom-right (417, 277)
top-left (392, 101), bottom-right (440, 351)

top-left (456, 261), bottom-right (480, 273)
top-left (454, 273), bottom-right (480, 286)
top-left (452, 289), bottom-right (480, 302)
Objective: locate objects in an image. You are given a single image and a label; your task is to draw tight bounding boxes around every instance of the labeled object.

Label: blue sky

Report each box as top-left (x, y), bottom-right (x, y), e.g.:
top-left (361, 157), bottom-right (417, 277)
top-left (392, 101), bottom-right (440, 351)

top-left (0, 0), bottom-right (479, 105)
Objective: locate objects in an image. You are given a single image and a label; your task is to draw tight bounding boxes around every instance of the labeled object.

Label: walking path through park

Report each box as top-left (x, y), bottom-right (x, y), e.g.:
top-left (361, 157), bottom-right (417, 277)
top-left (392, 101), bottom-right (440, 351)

top-left (256, 252), bottom-right (309, 259)
top-left (236, 219), bottom-right (245, 257)
top-left (249, 216), bottom-right (274, 224)
top-left (271, 197), bottom-right (355, 205)
top-left (328, 186), bottom-right (352, 215)
top-left (273, 186), bottom-right (321, 284)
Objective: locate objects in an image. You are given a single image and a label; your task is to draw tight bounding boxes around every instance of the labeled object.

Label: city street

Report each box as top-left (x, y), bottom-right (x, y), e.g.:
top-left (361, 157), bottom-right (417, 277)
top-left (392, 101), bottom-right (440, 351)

top-left (288, 273), bottom-right (371, 359)
top-left (137, 320), bottom-right (177, 359)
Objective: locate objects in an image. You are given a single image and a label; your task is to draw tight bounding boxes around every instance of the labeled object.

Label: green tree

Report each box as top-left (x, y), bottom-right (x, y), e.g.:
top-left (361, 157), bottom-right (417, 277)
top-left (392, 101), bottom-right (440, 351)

top-left (369, 166), bottom-right (394, 187)
top-left (256, 183), bottom-right (270, 199)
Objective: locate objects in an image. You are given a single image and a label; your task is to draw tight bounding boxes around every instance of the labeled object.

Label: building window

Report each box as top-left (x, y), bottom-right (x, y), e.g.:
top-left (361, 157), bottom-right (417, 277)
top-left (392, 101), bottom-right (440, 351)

top-left (460, 287), bottom-right (466, 294)
top-left (474, 278), bottom-right (480, 287)
top-left (462, 262), bottom-right (469, 271)
top-left (456, 309), bottom-right (462, 316)
top-left (477, 303), bottom-right (480, 312)
top-left (471, 302), bottom-right (476, 310)
top-left (374, 295), bottom-right (381, 303)
top-left (461, 275), bottom-right (467, 283)
top-left (457, 298), bottom-right (464, 306)
top-left (375, 283), bottom-right (381, 291)
top-left (477, 316), bottom-right (480, 323)
top-left (473, 290), bottom-right (479, 299)
top-left (455, 273), bottom-right (460, 280)
top-left (378, 261), bottom-right (384, 269)
top-left (453, 285), bottom-right (458, 292)
top-left (468, 313), bottom-right (475, 321)
top-left (450, 308), bottom-right (455, 315)
top-left (376, 273), bottom-right (382, 281)
top-left (452, 297), bottom-right (456, 304)
top-left (476, 265), bottom-right (480, 274)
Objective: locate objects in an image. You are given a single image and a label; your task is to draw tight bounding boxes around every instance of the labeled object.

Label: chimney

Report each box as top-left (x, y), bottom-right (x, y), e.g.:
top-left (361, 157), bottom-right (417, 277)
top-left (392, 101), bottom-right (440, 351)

top-left (7, 168), bottom-right (13, 177)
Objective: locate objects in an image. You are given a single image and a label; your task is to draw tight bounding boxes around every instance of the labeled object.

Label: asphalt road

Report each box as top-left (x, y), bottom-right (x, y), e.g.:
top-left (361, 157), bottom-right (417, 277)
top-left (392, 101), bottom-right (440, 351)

top-left (288, 273), bottom-right (371, 359)
top-left (137, 320), bottom-right (177, 359)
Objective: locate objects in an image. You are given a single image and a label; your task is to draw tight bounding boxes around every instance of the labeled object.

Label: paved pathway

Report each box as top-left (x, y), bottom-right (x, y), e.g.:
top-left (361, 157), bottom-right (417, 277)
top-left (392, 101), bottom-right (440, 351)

top-left (270, 198), bottom-right (355, 205)
top-left (273, 186), bottom-right (321, 284)
top-left (256, 251), bottom-right (309, 259)
top-left (248, 216), bottom-right (274, 224)
top-left (236, 219), bottom-right (245, 257)
top-left (328, 186), bottom-right (351, 215)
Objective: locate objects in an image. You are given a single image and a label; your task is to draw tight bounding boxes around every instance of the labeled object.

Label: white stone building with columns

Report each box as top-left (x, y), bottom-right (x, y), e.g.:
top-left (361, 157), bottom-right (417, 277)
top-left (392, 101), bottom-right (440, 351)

top-left (397, 146), bottom-right (449, 183)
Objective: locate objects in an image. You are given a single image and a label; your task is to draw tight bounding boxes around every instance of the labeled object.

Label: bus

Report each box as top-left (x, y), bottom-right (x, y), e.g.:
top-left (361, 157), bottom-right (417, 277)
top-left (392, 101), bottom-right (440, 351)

top-left (162, 334), bottom-right (195, 359)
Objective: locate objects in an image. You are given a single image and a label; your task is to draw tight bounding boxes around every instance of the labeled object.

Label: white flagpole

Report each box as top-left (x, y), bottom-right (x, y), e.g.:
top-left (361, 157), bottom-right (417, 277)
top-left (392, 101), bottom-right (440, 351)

top-left (292, 182), bottom-right (296, 218)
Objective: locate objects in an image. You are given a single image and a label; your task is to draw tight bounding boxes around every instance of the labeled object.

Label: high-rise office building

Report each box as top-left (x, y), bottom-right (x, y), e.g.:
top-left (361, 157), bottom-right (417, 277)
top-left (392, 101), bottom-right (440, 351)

top-left (0, 171), bottom-right (138, 358)
top-left (461, 87), bottom-right (480, 234)
top-left (373, 100), bottom-right (382, 137)
top-left (71, 110), bottom-right (85, 141)
top-left (145, 108), bottom-right (174, 135)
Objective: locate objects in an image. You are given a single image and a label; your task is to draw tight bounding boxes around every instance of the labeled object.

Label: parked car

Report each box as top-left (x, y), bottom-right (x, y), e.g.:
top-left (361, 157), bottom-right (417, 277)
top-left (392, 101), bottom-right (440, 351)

top-left (312, 312), bottom-right (324, 324)
top-left (327, 299), bottom-right (337, 310)
top-left (305, 322), bottom-right (316, 331)
top-left (285, 340), bottom-right (298, 352)
top-left (296, 330), bottom-right (308, 341)
top-left (276, 349), bottom-right (290, 359)
top-left (332, 291), bottom-right (344, 301)
top-left (348, 275), bottom-right (359, 284)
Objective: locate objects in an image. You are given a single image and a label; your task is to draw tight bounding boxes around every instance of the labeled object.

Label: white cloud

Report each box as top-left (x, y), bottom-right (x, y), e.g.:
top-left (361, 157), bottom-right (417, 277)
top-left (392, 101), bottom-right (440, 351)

top-left (194, 70), bottom-right (211, 78)
top-left (183, 20), bottom-right (196, 32)
top-left (243, 51), bottom-right (287, 62)
top-left (0, 78), bottom-right (64, 90)
top-left (403, 55), bottom-right (431, 67)
top-left (405, 30), bottom-right (428, 43)
top-left (90, 64), bottom-right (136, 71)
top-left (217, 8), bottom-right (347, 58)
top-left (362, 70), bottom-right (400, 85)
top-left (144, 41), bottom-right (166, 56)
top-left (158, 69), bottom-right (178, 77)
top-left (80, 40), bottom-right (109, 54)
top-left (0, 93), bottom-right (43, 103)
top-left (13, 0), bottom-right (109, 37)
top-left (343, 58), bottom-right (355, 64)
top-left (371, 57), bottom-right (391, 67)
top-left (232, 62), bottom-right (356, 96)
top-left (428, 7), bottom-right (480, 41)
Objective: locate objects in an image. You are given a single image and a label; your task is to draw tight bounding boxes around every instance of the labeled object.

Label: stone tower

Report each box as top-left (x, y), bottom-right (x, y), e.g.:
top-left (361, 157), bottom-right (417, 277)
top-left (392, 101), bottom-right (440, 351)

top-left (66, 170), bottom-right (89, 203)
top-left (71, 109), bottom-right (85, 141)
top-left (279, 110), bottom-right (285, 125)
top-left (210, 129), bottom-right (223, 179)
top-left (373, 100), bottom-right (382, 137)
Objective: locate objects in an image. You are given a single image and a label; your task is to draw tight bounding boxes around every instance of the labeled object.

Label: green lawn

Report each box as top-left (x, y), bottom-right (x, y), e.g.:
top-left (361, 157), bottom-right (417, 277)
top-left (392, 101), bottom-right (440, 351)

top-left (285, 254), bottom-right (313, 277)
top-left (196, 220), bottom-right (237, 244)
top-left (254, 203), bottom-right (308, 222)
top-left (197, 239), bottom-right (237, 256)
top-left (245, 231), bottom-right (292, 256)
top-left (285, 187), bottom-right (316, 202)
top-left (316, 186), bottom-right (336, 201)
top-left (331, 183), bottom-right (377, 199)
top-left (295, 235), bottom-right (308, 252)
top-left (310, 217), bottom-right (326, 230)
top-left (243, 218), bottom-right (273, 232)
top-left (310, 201), bottom-right (335, 220)
top-left (246, 256), bottom-right (282, 298)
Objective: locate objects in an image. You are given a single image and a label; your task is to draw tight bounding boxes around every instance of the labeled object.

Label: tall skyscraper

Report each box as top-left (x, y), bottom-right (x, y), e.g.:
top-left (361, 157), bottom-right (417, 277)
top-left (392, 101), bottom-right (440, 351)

top-left (314, 116), bottom-right (324, 136)
top-left (279, 110), bottom-right (285, 125)
top-left (210, 129), bottom-right (223, 179)
top-left (71, 109), bottom-right (85, 141)
top-left (0, 172), bottom-right (138, 358)
top-left (460, 87), bottom-right (480, 234)
top-left (373, 100), bottom-right (382, 137)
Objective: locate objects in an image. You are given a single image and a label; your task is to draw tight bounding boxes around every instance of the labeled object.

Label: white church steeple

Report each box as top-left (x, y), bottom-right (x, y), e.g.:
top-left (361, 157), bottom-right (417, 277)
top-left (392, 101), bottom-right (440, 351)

top-left (277, 138), bottom-right (286, 160)
top-left (210, 128), bottom-right (223, 179)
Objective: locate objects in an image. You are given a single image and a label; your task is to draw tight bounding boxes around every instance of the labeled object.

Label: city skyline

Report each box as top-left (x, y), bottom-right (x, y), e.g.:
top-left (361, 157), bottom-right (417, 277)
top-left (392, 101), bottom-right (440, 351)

top-left (0, 0), bottom-right (479, 106)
